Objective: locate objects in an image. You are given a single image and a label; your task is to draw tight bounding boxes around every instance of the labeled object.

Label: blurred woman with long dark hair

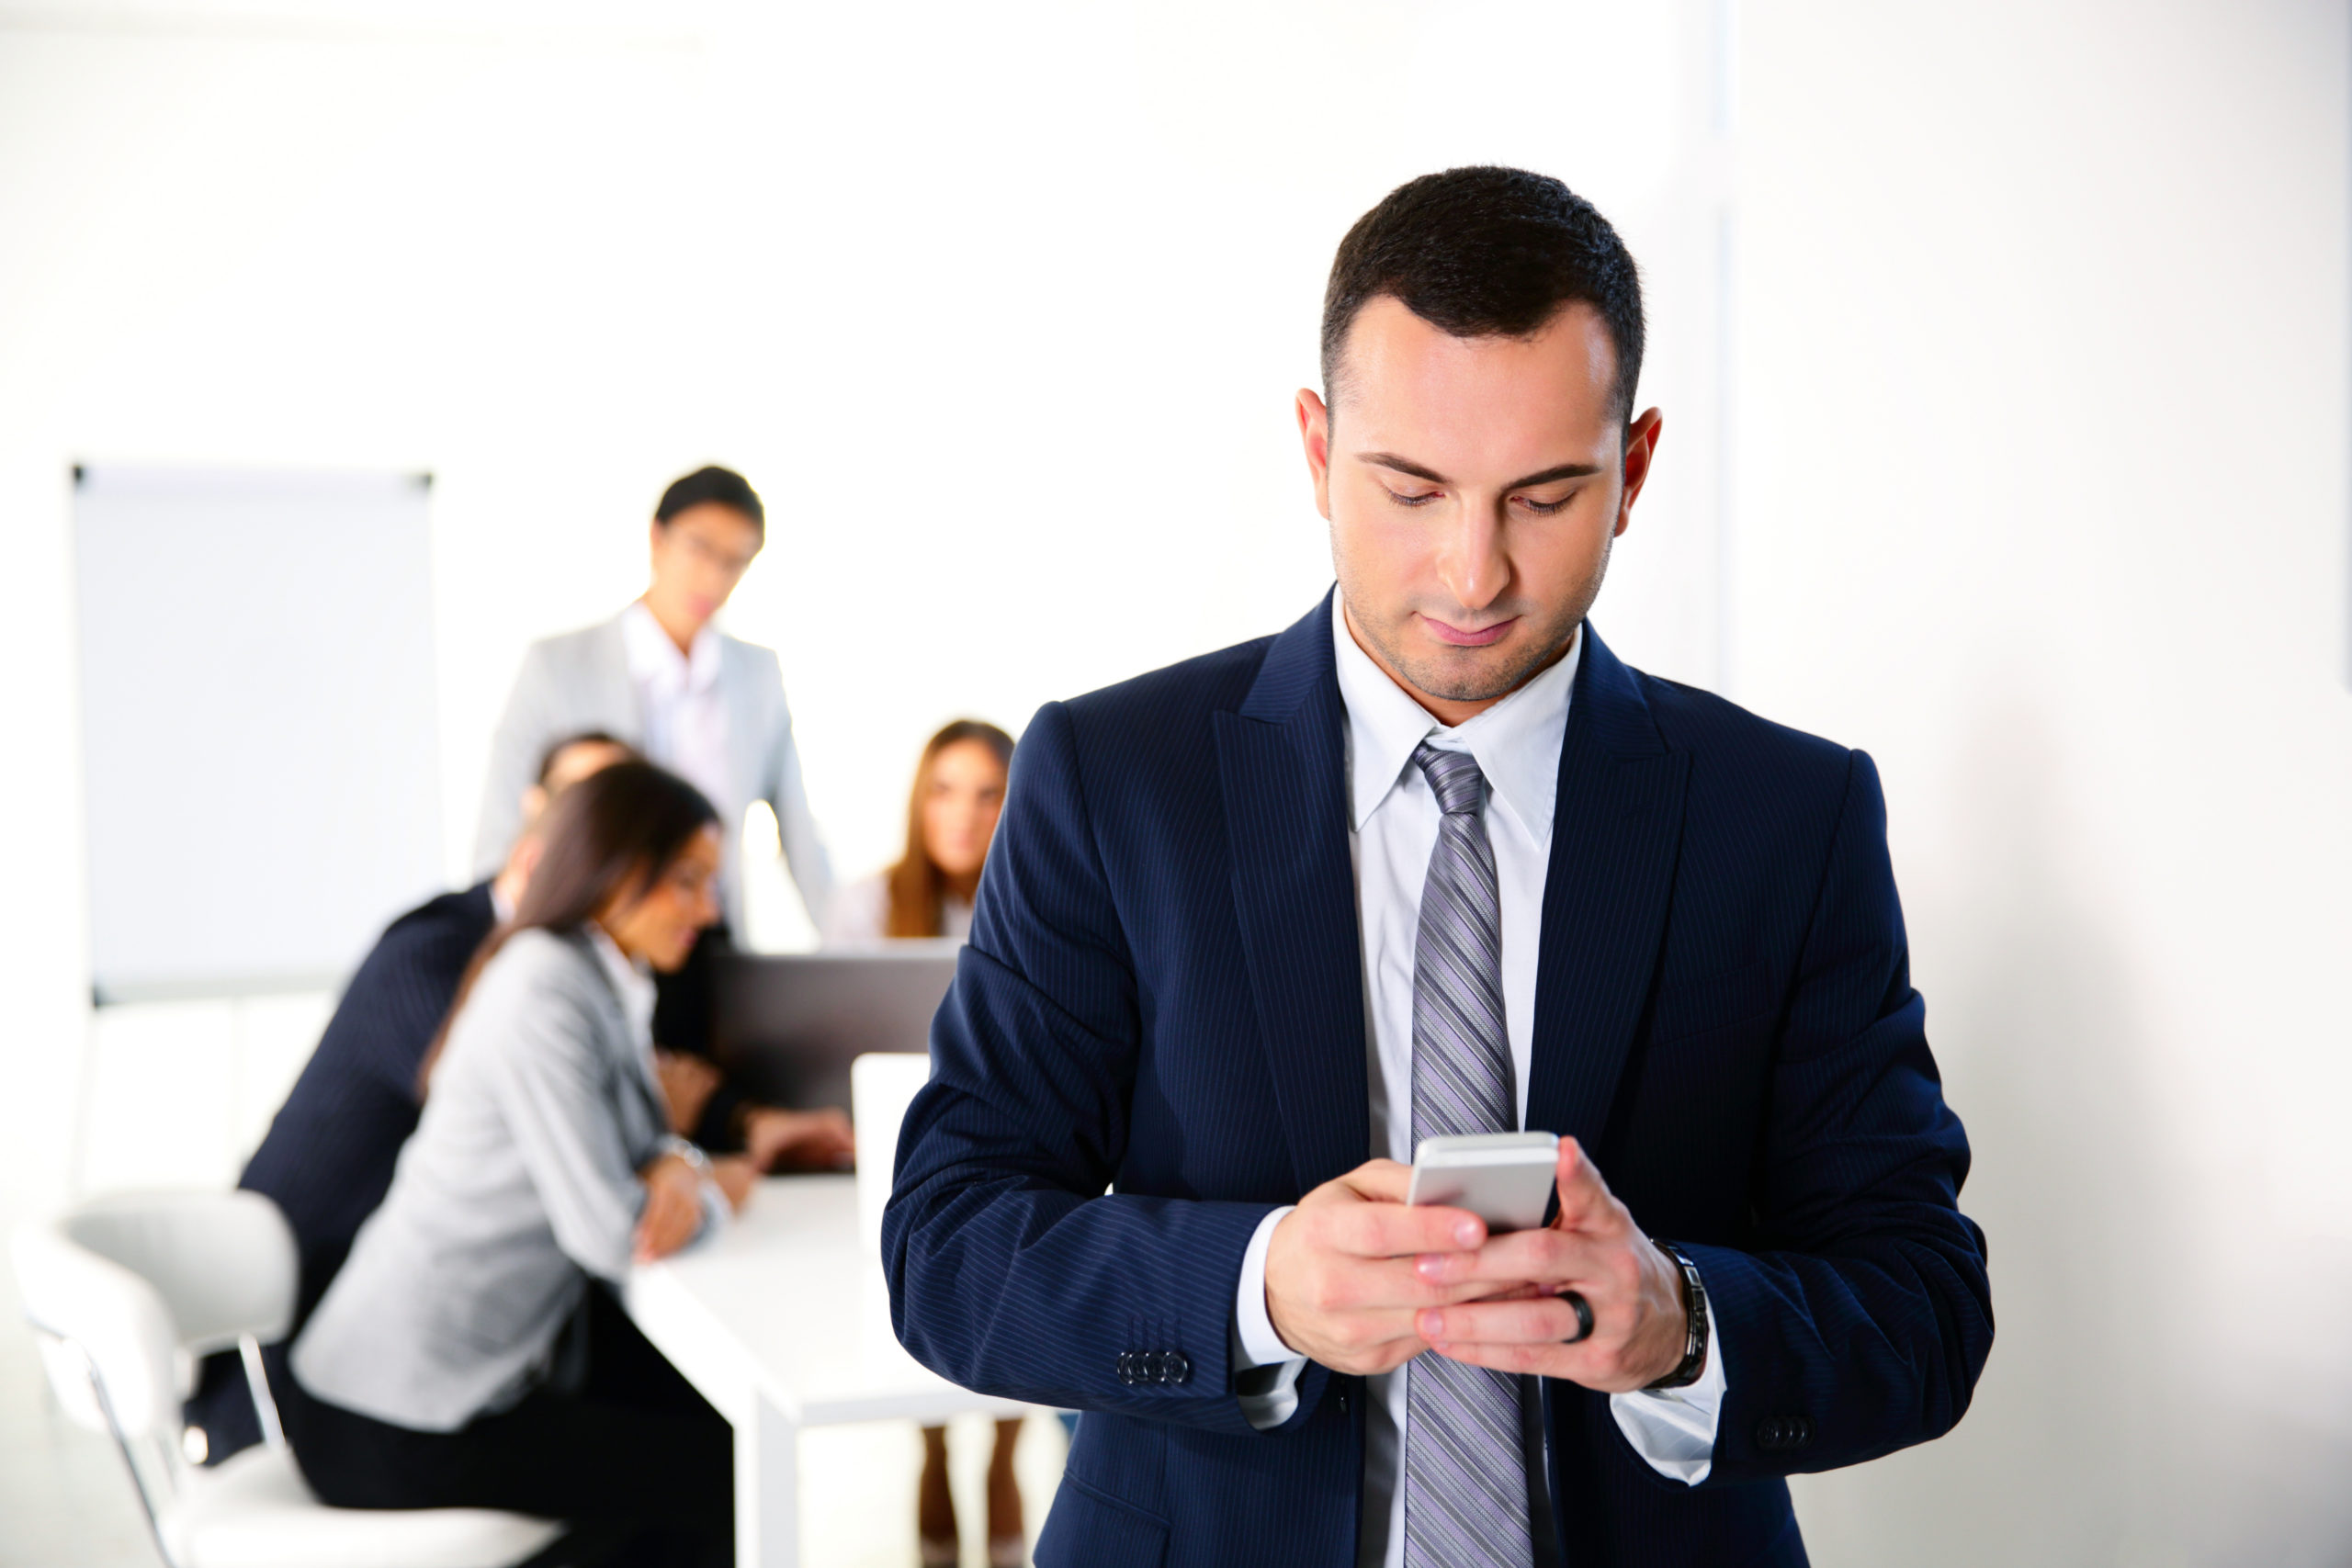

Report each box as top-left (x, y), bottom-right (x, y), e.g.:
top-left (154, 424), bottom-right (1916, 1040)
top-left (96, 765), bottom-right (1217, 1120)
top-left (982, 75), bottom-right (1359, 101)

top-left (823, 718), bottom-right (1023, 1566)
top-left (284, 761), bottom-right (739, 1567)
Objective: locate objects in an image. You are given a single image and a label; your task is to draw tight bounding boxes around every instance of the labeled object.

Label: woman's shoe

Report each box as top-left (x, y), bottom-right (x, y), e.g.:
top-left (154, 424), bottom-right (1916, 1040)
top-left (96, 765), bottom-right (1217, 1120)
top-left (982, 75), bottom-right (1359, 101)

top-left (987, 1534), bottom-right (1026, 1567)
top-left (920, 1534), bottom-right (959, 1567)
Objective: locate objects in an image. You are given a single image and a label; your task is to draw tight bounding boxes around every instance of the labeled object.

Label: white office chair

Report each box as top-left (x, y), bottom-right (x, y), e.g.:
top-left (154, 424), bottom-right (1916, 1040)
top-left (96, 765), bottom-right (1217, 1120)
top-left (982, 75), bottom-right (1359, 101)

top-left (11, 1189), bottom-right (564, 1568)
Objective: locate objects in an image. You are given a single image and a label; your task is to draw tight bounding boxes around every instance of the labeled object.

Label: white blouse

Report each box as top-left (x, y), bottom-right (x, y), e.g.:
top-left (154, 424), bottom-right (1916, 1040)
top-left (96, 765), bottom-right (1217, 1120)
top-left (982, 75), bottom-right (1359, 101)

top-left (820, 872), bottom-right (973, 948)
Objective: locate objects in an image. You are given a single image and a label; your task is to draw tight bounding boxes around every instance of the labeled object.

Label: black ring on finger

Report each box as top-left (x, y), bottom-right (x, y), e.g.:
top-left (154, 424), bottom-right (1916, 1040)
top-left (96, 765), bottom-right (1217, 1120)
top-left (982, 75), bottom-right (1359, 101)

top-left (1561, 1291), bottom-right (1594, 1345)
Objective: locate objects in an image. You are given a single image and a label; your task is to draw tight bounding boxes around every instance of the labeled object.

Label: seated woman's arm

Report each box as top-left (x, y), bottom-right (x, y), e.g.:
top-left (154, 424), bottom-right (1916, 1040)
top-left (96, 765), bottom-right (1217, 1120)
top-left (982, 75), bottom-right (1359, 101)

top-left (477, 968), bottom-right (713, 1280)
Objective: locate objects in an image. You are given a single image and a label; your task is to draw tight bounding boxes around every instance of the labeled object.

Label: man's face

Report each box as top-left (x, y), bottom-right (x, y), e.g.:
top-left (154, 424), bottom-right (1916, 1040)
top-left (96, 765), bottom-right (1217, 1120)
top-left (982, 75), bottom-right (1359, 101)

top-left (1299, 296), bottom-right (1662, 725)
top-left (505, 737), bottom-right (635, 896)
top-left (518, 737), bottom-right (634, 833)
top-left (647, 502), bottom-right (763, 636)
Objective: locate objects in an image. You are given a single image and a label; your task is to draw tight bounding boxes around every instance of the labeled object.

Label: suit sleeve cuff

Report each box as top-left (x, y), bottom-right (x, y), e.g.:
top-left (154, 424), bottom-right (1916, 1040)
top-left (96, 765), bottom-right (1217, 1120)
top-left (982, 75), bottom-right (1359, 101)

top-left (1607, 1267), bottom-right (1729, 1485)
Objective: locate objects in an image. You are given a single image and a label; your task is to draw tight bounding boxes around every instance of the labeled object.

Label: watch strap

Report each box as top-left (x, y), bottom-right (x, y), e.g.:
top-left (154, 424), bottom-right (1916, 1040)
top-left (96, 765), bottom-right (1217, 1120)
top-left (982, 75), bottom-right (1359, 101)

top-left (1644, 1239), bottom-right (1710, 1392)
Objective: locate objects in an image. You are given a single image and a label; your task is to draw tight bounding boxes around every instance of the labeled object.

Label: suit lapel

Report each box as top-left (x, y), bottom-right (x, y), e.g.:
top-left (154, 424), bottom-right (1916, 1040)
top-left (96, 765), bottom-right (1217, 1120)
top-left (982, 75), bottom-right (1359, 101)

top-left (594, 614), bottom-right (648, 745)
top-left (716, 635), bottom-right (763, 811)
top-left (1522, 627), bottom-right (1690, 1153)
top-left (566, 928), bottom-right (668, 1131)
top-left (1216, 594), bottom-right (1370, 1197)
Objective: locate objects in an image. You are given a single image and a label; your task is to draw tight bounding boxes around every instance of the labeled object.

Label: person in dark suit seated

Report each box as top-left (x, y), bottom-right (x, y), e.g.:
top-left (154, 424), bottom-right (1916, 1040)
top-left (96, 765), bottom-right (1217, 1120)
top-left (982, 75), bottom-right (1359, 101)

top-left (181, 731), bottom-right (634, 1461)
top-left (885, 167), bottom-right (1992, 1568)
top-left (255, 733), bottom-right (640, 1318)
top-left (282, 761), bottom-right (746, 1567)
top-left (186, 731), bottom-right (851, 1461)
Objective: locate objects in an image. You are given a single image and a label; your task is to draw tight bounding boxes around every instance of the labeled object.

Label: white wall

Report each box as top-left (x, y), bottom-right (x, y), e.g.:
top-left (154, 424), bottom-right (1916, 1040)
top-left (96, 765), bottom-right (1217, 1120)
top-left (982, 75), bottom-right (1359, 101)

top-left (1735, 2), bottom-right (2352, 1563)
top-left (0, 0), bottom-right (1724, 1251)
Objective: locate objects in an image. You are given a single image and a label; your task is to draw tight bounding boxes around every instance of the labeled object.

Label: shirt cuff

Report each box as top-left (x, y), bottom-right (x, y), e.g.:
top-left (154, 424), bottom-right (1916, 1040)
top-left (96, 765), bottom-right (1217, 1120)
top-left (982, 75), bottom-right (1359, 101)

top-left (1233, 1205), bottom-right (1299, 1368)
top-left (660, 1136), bottom-right (731, 1250)
top-left (1606, 1274), bottom-right (1728, 1485)
top-left (1231, 1205), bottom-right (1306, 1430)
top-left (690, 1179), bottom-right (730, 1247)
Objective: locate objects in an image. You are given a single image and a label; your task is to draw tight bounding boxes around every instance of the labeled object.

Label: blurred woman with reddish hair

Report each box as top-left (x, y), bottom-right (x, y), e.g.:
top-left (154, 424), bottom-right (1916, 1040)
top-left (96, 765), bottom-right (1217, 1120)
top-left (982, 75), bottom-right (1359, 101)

top-left (824, 718), bottom-right (1024, 1566)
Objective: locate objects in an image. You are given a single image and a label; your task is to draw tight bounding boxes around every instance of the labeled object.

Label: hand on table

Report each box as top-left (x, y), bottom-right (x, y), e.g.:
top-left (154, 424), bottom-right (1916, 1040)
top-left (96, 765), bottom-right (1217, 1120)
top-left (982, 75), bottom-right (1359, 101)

top-left (635, 1152), bottom-right (706, 1262)
top-left (710, 1155), bottom-right (757, 1213)
top-left (1262, 1159), bottom-right (1529, 1376)
top-left (1409, 1137), bottom-right (1690, 1393)
top-left (654, 1050), bottom-right (721, 1138)
top-left (743, 1106), bottom-right (855, 1172)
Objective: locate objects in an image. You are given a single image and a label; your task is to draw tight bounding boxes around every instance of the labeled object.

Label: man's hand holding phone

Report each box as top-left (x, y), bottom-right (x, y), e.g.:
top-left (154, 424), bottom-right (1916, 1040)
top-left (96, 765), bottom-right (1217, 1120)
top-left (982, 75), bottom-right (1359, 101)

top-left (1412, 1137), bottom-right (1691, 1393)
top-left (1262, 1160), bottom-right (1527, 1376)
top-left (1261, 1137), bottom-right (1690, 1392)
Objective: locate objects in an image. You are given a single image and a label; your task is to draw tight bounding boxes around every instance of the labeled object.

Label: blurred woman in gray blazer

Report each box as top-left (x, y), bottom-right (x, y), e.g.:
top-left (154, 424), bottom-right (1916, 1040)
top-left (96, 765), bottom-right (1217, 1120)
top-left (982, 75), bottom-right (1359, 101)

top-left (286, 761), bottom-right (740, 1567)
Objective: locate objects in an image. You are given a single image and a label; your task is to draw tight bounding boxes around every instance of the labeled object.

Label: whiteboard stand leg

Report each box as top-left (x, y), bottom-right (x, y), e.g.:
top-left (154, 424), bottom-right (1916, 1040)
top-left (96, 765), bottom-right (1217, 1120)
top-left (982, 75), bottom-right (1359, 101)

top-left (736, 1393), bottom-right (797, 1568)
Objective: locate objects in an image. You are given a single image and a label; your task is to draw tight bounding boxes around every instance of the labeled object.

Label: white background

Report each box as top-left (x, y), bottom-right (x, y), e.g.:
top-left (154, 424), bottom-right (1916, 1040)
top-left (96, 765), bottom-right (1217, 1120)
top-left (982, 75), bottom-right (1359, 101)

top-left (1, 1), bottom-right (2347, 1562)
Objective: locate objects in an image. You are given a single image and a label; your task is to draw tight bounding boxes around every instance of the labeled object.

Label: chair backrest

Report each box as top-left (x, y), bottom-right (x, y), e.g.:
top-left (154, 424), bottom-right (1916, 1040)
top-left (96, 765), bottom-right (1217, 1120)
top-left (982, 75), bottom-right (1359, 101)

top-left (11, 1190), bottom-right (298, 1440)
top-left (852, 1050), bottom-right (933, 1258)
top-left (12, 1218), bottom-right (184, 1440)
top-left (62, 1190), bottom-right (297, 1354)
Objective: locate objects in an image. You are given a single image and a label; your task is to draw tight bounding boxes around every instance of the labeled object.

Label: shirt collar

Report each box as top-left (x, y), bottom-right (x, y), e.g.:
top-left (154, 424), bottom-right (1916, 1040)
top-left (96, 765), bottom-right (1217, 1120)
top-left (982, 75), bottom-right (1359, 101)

top-left (619, 599), bottom-right (721, 695)
top-left (584, 920), bottom-right (658, 1044)
top-left (1329, 599), bottom-right (1581, 843)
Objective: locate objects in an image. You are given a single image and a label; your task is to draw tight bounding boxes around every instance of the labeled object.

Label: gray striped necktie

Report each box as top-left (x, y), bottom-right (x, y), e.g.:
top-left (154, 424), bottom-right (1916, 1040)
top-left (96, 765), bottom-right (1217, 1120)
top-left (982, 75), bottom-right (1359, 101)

top-left (1404, 742), bottom-right (1533, 1568)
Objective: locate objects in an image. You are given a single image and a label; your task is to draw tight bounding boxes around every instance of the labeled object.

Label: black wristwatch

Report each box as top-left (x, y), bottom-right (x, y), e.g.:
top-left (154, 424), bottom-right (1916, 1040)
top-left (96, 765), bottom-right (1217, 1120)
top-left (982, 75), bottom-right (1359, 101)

top-left (1644, 1240), bottom-right (1710, 1392)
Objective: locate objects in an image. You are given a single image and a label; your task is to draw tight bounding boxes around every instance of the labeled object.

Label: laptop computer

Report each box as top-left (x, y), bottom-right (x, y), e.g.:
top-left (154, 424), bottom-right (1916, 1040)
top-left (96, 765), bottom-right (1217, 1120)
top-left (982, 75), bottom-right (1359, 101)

top-left (710, 945), bottom-right (960, 1115)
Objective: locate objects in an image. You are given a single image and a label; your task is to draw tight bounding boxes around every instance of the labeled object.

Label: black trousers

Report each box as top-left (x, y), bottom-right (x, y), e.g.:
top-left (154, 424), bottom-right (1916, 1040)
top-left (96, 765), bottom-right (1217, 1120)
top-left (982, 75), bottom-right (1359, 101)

top-left (279, 1285), bottom-right (733, 1568)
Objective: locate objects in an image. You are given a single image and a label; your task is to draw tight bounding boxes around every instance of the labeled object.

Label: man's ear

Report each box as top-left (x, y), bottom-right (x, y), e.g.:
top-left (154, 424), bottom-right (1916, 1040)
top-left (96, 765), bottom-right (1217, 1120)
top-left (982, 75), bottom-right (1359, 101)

top-left (501, 829), bottom-right (546, 905)
top-left (519, 784), bottom-right (548, 829)
top-left (1296, 389), bottom-right (1335, 522)
top-left (1614, 408), bottom-right (1665, 538)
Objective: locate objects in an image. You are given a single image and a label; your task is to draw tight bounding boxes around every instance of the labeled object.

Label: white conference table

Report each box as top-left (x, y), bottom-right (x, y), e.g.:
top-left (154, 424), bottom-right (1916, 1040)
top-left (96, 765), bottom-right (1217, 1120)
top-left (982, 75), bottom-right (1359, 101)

top-left (624, 1173), bottom-right (1046, 1568)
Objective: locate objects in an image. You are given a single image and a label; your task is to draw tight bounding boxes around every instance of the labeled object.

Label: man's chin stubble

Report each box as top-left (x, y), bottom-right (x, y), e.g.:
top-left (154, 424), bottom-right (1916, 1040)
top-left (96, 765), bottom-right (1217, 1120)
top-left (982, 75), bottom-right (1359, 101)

top-left (1395, 643), bottom-right (1563, 706)
top-left (1358, 606), bottom-right (1580, 708)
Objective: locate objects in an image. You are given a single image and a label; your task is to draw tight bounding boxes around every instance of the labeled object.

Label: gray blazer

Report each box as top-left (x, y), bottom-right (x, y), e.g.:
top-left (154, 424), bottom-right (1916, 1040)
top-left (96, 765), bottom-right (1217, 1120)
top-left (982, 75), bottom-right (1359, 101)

top-left (471, 613), bottom-right (832, 933)
top-left (289, 928), bottom-right (709, 1432)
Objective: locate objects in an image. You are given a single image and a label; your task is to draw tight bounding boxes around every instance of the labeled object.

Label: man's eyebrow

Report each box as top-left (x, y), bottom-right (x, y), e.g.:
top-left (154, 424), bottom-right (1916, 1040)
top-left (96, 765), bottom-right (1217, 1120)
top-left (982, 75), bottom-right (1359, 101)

top-left (1359, 452), bottom-right (1449, 484)
top-left (1356, 453), bottom-right (1603, 489)
top-left (1503, 461), bottom-right (1603, 489)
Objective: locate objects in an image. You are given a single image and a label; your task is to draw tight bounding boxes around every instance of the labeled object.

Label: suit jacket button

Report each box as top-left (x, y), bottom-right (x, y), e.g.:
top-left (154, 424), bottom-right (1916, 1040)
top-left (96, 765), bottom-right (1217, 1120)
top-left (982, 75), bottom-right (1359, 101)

top-left (1789, 1416), bottom-right (1814, 1449)
top-left (1757, 1417), bottom-right (1783, 1450)
top-left (1166, 1351), bottom-right (1191, 1385)
top-left (1116, 1353), bottom-right (1136, 1385)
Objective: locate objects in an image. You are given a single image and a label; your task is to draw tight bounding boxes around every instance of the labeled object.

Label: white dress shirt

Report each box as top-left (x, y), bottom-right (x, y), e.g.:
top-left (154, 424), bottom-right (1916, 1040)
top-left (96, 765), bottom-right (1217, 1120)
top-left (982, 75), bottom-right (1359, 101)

top-left (1230, 604), bottom-right (1726, 1568)
top-left (619, 601), bottom-right (737, 839)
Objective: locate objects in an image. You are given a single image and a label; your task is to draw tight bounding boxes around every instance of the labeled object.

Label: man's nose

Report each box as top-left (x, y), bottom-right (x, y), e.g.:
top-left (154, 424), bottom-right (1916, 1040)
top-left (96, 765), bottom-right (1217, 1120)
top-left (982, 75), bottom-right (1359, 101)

top-left (1436, 502), bottom-right (1511, 612)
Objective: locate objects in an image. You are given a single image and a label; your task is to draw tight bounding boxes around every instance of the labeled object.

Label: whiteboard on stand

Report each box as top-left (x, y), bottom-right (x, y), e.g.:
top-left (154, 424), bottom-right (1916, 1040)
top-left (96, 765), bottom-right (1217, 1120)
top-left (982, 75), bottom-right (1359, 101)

top-left (74, 465), bottom-right (444, 1004)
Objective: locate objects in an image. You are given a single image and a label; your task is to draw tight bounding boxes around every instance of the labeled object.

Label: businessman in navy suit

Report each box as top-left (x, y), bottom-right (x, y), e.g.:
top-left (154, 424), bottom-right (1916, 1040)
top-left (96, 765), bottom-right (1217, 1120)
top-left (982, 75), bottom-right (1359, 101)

top-left (886, 167), bottom-right (1992, 1568)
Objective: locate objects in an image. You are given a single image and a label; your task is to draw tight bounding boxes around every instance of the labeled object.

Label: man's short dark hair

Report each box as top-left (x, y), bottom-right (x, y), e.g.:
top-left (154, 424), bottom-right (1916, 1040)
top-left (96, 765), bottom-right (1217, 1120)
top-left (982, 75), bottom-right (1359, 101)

top-left (535, 730), bottom-right (633, 789)
top-left (655, 465), bottom-right (764, 535)
top-left (1320, 166), bottom-right (1645, 422)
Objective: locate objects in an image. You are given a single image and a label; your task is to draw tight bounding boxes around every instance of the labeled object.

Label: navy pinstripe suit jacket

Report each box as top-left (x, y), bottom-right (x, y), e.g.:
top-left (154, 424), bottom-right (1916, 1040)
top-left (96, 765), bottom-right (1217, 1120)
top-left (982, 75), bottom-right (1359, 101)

top-left (885, 594), bottom-right (1991, 1568)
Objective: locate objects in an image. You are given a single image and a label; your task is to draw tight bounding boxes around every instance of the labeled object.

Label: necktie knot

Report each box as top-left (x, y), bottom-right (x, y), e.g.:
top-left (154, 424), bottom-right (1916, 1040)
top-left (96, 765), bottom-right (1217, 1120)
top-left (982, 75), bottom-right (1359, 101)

top-left (1413, 742), bottom-right (1486, 818)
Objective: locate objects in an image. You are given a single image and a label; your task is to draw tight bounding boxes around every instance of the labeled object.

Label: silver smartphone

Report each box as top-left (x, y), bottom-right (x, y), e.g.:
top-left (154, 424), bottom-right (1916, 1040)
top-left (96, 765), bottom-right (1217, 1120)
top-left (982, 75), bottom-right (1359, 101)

top-left (1406, 1131), bottom-right (1561, 1234)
